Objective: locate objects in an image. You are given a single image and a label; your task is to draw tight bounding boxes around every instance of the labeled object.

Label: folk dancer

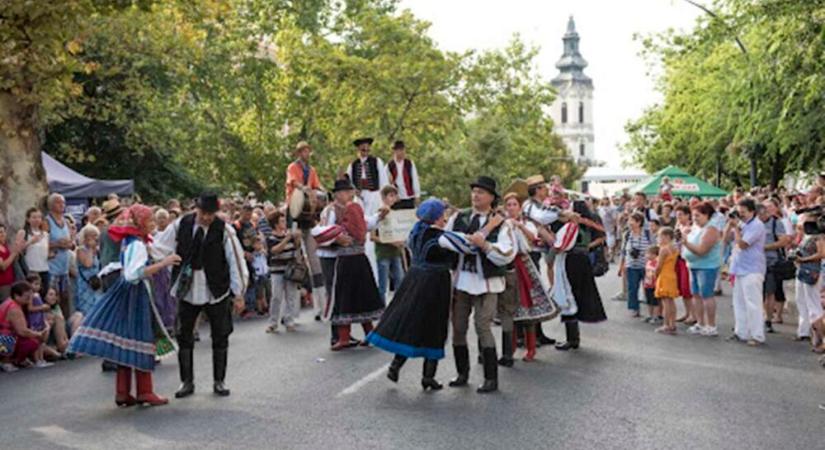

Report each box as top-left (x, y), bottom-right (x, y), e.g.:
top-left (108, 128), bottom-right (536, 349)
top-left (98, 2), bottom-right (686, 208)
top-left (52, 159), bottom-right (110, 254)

top-left (385, 140), bottom-right (421, 210)
top-left (313, 180), bottom-right (385, 351)
top-left (367, 199), bottom-right (495, 390)
top-left (68, 204), bottom-right (180, 407)
top-left (498, 191), bottom-right (558, 366)
top-left (446, 176), bottom-right (515, 393)
top-left (152, 192), bottom-right (249, 398)
top-left (286, 141), bottom-right (327, 321)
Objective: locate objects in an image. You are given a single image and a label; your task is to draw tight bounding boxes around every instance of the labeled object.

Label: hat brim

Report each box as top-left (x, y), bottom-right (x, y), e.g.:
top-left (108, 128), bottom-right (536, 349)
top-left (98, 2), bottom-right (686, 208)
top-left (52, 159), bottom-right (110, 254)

top-left (470, 183), bottom-right (500, 198)
top-left (104, 207), bottom-right (124, 220)
top-left (196, 201), bottom-right (220, 213)
top-left (353, 138), bottom-right (374, 146)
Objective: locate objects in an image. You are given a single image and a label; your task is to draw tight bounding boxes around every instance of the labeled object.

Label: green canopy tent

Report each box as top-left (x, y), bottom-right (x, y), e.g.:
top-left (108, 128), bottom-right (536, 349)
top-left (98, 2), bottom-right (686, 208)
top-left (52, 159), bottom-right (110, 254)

top-left (631, 166), bottom-right (728, 198)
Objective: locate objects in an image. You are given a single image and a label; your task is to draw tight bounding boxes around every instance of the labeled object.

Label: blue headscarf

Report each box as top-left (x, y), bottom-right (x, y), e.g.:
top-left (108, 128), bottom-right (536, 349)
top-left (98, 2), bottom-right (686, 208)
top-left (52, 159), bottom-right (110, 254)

top-left (408, 198), bottom-right (446, 250)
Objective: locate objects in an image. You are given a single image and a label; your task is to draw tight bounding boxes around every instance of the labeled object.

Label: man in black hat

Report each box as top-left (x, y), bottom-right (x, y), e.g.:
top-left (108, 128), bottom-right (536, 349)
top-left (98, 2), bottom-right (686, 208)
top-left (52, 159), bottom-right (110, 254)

top-left (346, 137), bottom-right (389, 217)
top-left (446, 176), bottom-right (515, 393)
top-left (385, 140), bottom-right (420, 210)
top-left (152, 192), bottom-right (249, 398)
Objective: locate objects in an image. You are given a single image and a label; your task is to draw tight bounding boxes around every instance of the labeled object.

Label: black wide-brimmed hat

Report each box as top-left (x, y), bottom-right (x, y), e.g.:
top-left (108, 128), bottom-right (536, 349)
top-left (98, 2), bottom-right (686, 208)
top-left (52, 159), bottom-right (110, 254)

top-left (392, 140), bottom-right (405, 150)
top-left (196, 192), bottom-right (220, 213)
top-left (353, 137), bottom-right (374, 147)
top-left (332, 179), bottom-right (356, 193)
top-left (470, 176), bottom-right (500, 198)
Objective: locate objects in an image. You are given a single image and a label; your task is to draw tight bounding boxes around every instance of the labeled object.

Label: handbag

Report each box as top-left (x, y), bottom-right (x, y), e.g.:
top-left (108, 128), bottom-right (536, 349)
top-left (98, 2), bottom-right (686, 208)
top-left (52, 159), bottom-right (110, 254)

top-left (284, 259), bottom-right (309, 284)
top-left (797, 265), bottom-right (820, 286)
top-left (0, 334), bottom-right (16, 357)
top-left (591, 245), bottom-right (609, 277)
top-left (769, 219), bottom-right (796, 281)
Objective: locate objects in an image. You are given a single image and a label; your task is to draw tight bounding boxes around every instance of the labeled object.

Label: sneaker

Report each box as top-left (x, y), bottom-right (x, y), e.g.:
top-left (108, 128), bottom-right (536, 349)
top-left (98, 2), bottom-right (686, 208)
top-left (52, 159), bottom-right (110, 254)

top-left (726, 334), bottom-right (744, 342)
top-left (1, 363), bottom-right (18, 373)
top-left (611, 293), bottom-right (625, 302)
top-left (687, 324), bottom-right (703, 335)
top-left (700, 326), bottom-right (719, 337)
top-left (34, 360), bottom-right (54, 369)
top-left (747, 339), bottom-right (763, 347)
top-left (643, 317), bottom-right (653, 324)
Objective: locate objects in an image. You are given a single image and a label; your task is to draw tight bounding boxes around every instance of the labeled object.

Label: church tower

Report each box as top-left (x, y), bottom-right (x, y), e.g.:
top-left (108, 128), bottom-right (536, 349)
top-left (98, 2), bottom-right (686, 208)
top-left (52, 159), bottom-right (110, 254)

top-left (550, 16), bottom-right (595, 165)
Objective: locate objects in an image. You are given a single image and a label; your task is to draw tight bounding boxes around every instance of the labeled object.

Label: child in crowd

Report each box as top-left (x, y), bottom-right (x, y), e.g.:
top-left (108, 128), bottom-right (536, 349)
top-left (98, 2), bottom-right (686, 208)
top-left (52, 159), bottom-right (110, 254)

top-left (655, 228), bottom-right (680, 335)
top-left (266, 211), bottom-right (302, 333)
top-left (372, 186), bottom-right (405, 302)
top-left (643, 246), bottom-right (662, 324)
top-left (24, 275), bottom-right (56, 367)
top-left (252, 236), bottom-right (270, 315)
top-left (43, 287), bottom-right (69, 355)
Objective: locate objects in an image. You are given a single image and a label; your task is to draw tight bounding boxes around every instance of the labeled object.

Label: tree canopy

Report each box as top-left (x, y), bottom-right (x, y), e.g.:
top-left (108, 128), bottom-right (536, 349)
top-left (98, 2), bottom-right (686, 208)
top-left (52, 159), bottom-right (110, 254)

top-left (624, 0), bottom-right (825, 188)
top-left (1, 0), bottom-right (581, 221)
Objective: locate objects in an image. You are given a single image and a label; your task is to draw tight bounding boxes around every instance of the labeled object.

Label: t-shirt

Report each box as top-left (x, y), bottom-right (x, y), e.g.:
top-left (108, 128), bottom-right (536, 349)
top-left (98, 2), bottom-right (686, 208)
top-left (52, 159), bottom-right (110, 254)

top-left (266, 233), bottom-right (297, 273)
top-left (0, 245), bottom-right (14, 287)
top-left (374, 230), bottom-right (403, 260)
top-left (623, 229), bottom-right (652, 270)
top-left (762, 217), bottom-right (787, 265)
top-left (27, 294), bottom-right (46, 331)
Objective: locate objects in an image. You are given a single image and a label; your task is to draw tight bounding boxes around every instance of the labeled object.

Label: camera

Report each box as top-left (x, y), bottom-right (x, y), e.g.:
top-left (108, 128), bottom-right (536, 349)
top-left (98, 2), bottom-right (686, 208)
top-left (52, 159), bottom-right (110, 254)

top-left (796, 205), bottom-right (825, 235)
top-left (728, 210), bottom-right (739, 220)
top-left (630, 248), bottom-right (641, 259)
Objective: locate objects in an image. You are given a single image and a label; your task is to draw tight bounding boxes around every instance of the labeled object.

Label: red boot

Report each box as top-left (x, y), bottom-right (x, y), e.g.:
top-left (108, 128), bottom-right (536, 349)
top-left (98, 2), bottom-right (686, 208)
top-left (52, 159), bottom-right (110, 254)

top-left (331, 325), bottom-right (351, 351)
top-left (360, 322), bottom-right (374, 347)
top-left (115, 366), bottom-right (137, 407)
top-left (135, 370), bottom-right (169, 406)
top-left (523, 330), bottom-right (537, 362)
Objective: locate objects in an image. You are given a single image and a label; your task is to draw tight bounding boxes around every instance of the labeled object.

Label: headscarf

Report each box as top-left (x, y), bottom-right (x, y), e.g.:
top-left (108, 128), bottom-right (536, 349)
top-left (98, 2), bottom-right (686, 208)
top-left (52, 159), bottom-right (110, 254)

top-left (108, 204), bottom-right (154, 243)
top-left (408, 198), bottom-right (446, 249)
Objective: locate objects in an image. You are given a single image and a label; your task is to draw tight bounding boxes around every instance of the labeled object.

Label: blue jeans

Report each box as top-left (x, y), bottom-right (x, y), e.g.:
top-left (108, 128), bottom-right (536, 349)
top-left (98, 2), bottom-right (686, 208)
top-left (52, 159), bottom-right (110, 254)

top-left (377, 257), bottom-right (404, 302)
top-left (626, 267), bottom-right (645, 312)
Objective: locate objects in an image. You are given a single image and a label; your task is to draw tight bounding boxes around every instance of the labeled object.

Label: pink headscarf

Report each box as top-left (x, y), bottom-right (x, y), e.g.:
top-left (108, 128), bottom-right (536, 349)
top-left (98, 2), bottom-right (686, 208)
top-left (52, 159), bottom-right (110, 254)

top-left (109, 204), bottom-right (154, 243)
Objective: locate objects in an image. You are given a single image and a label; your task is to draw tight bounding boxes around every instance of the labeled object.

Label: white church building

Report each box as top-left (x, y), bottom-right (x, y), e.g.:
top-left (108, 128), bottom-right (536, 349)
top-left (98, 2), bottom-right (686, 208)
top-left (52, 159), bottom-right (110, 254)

top-left (550, 16), bottom-right (596, 165)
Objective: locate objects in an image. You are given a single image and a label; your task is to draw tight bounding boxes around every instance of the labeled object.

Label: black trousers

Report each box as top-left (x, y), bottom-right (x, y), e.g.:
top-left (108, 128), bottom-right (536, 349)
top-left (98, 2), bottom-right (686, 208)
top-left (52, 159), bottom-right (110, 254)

top-left (176, 298), bottom-right (234, 351)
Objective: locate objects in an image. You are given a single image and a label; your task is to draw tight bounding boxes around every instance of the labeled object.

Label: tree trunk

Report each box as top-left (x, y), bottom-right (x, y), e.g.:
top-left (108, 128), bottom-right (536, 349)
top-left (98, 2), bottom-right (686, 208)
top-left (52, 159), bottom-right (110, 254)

top-left (0, 91), bottom-right (48, 232)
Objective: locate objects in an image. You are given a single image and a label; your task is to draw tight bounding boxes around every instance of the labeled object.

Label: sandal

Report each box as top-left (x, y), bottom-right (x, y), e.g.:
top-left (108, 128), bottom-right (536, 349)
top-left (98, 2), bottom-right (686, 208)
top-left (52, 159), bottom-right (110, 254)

top-left (265, 325), bottom-right (279, 334)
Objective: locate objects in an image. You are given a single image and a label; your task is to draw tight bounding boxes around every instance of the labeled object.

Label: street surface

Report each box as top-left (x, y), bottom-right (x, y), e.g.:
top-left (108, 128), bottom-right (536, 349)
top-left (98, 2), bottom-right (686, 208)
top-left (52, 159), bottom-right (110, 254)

top-left (2, 272), bottom-right (823, 450)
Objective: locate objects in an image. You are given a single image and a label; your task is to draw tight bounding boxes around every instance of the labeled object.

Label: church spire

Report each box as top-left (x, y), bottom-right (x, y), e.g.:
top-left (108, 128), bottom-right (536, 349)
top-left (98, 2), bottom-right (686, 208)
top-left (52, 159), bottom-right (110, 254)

top-left (553, 16), bottom-right (591, 85)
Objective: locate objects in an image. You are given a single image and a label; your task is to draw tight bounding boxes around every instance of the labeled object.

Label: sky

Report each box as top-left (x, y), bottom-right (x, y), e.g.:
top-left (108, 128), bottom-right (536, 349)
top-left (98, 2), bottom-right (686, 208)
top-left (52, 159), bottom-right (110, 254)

top-left (399, 0), bottom-right (704, 169)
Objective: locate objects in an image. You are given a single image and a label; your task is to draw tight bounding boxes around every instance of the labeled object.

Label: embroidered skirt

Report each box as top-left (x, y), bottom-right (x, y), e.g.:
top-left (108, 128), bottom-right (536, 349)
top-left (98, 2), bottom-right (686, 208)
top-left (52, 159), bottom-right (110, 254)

top-left (68, 277), bottom-right (175, 371)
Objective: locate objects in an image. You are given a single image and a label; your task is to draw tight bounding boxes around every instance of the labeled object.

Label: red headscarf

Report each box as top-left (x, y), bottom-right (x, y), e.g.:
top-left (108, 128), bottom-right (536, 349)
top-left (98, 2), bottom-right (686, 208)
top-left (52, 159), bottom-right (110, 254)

top-left (108, 204), bottom-right (154, 243)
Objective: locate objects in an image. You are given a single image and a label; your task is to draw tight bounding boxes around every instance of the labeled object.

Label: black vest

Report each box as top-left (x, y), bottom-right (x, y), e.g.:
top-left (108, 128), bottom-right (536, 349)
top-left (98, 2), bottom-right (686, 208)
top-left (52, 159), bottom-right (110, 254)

top-left (173, 213), bottom-right (231, 299)
top-left (452, 209), bottom-right (507, 278)
top-left (351, 156), bottom-right (380, 191)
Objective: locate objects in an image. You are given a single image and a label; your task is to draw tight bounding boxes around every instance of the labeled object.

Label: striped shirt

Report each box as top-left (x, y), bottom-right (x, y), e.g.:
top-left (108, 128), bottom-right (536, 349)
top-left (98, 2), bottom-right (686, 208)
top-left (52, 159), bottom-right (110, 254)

top-left (622, 229), bottom-right (652, 269)
top-left (266, 233), bottom-right (298, 273)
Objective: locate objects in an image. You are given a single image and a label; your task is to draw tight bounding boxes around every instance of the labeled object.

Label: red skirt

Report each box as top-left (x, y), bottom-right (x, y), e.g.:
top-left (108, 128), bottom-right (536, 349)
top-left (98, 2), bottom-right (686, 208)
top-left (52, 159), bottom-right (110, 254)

top-left (676, 256), bottom-right (692, 299)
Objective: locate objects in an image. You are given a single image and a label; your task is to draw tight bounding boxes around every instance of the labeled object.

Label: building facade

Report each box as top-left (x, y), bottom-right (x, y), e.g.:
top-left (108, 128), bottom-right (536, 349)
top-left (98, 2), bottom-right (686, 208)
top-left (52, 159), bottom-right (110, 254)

top-left (550, 16), bottom-right (595, 165)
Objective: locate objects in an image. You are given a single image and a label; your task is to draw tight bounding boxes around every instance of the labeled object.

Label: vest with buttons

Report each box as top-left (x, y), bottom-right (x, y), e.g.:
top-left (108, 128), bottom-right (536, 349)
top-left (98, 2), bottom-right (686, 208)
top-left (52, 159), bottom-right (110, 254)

top-left (351, 156), bottom-right (380, 191)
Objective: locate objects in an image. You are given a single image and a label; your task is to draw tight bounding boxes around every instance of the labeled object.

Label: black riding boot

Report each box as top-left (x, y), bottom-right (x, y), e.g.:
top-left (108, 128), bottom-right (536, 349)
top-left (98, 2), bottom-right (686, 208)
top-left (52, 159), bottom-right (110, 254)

top-left (421, 359), bottom-right (443, 391)
top-left (555, 320), bottom-right (580, 351)
top-left (449, 345), bottom-right (470, 387)
top-left (477, 347), bottom-right (499, 393)
top-left (212, 349), bottom-right (230, 396)
top-left (537, 323), bottom-right (556, 346)
top-left (387, 354), bottom-right (407, 383)
top-left (498, 331), bottom-right (514, 367)
top-left (175, 348), bottom-right (195, 398)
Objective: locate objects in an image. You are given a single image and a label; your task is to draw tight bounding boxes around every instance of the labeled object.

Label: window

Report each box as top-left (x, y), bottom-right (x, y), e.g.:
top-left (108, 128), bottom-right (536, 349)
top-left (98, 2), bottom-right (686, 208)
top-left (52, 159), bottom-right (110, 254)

top-left (561, 102), bottom-right (568, 124)
top-left (579, 102), bottom-right (584, 123)
top-left (579, 143), bottom-right (585, 157)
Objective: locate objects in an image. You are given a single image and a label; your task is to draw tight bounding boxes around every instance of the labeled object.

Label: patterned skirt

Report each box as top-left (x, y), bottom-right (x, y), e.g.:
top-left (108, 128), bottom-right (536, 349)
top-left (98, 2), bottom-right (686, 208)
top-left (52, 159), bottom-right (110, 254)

top-left (68, 277), bottom-right (175, 371)
top-left (152, 269), bottom-right (176, 330)
top-left (513, 254), bottom-right (559, 322)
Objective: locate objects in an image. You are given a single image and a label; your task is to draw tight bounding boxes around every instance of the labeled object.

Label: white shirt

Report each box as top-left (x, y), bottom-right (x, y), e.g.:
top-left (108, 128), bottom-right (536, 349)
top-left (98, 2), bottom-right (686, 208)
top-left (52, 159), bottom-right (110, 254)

top-left (151, 217), bottom-right (248, 305)
top-left (446, 211), bottom-right (515, 295)
top-left (347, 156), bottom-right (389, 192)
top-left (386, 158), bottom-right (421, 200)
top-left (23, 230), bottom-right (50, 272)
top-left (522, 200), bottom-right (560, 226)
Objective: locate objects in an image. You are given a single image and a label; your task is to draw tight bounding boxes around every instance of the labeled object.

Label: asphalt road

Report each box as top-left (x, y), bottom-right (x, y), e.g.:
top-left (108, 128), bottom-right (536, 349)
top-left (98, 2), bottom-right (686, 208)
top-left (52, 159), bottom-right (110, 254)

top-left (2, 272), bottom-right (824, 450)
